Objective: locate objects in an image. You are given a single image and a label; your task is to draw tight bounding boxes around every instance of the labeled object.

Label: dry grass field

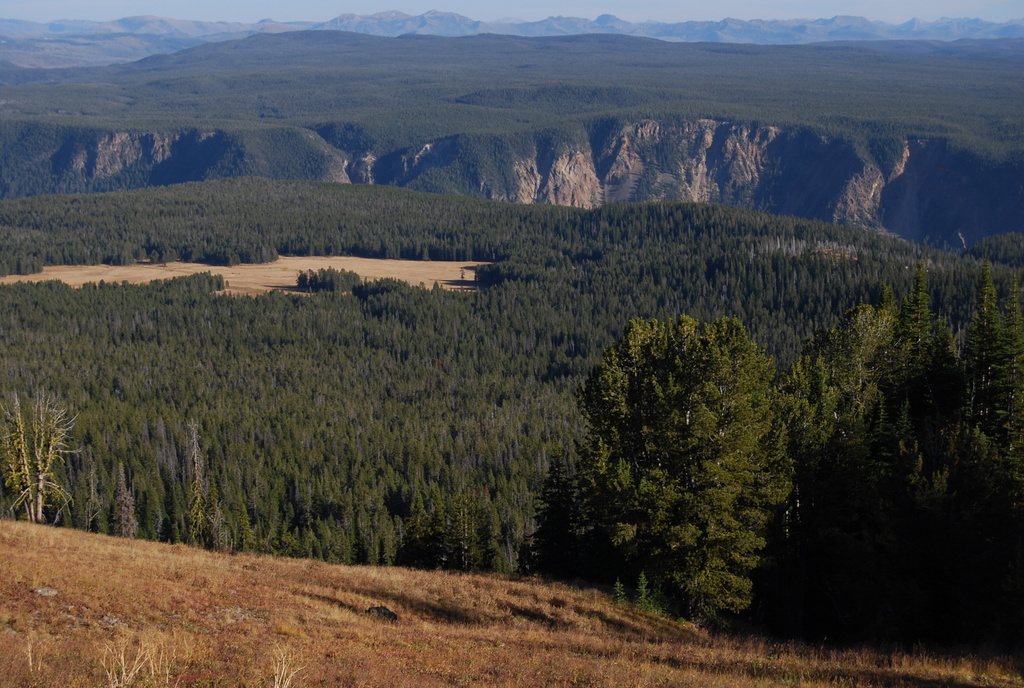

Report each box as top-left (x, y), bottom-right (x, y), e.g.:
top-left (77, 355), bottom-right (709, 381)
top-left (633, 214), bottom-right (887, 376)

top-left (1, 521), bottom-right (1021, 688)
top-left (0, 257), bottom-right (488, 295)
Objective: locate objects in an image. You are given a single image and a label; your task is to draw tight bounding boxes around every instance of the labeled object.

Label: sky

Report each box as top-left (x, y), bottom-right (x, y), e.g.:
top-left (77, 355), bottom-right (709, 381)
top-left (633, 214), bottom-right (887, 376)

top-left (2, 0), bottom-right (1022, 25)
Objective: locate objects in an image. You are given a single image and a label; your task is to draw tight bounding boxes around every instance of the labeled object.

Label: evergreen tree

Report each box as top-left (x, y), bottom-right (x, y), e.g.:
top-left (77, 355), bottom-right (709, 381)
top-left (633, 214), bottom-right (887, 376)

top-left (577, 316), bottom-right (790, 622)
top-left (965, 260), bottom-right (1007, 438)
top-left (186, 421), bottom-right (210, 547)
top-left (397, 492), bottom-right (436, 568)
top-left (1000, 276), bottom-right (1024, 453)
top-left (531, 454), bottom-right (584, 578)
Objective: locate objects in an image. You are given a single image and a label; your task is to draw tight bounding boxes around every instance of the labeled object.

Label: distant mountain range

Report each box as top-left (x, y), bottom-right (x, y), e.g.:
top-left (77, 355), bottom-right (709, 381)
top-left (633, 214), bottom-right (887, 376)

top-left (2, 11), bottom-right (1023, 68)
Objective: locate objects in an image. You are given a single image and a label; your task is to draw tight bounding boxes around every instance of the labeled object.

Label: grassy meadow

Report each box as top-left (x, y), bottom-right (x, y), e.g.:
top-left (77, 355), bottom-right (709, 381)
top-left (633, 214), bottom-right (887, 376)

top-left (0, 256), bottom-right (486, 295)
top-left (1, 520), bottom-right (1020, 687)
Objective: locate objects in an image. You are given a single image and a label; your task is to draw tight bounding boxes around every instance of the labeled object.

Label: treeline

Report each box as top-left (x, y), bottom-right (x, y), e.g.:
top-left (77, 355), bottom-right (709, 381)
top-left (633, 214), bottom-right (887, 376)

top-left (533, 264), bottom-right (1024, 644)
top-left (296, 267), bottom-right (362, 293)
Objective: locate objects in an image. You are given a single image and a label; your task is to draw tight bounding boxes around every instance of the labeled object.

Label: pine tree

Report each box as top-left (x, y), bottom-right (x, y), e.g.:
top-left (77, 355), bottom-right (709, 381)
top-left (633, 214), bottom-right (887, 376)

top-left (897, 263), bottom-right (933, 366)
top-left (1000, 276), bottom-right (1024, 453)
top-left (578, 316), bottom-right (790, 622)
top-left (531, 454), bottom-right (584, 578)
top-left (397, 491), bottom-right (437, 568)
top-left (892, 262), bottom-right (936, 418)
top-left (965, 261), bottom-right (1007, 439)
top-left (777, 303), bottom-right (902, 639)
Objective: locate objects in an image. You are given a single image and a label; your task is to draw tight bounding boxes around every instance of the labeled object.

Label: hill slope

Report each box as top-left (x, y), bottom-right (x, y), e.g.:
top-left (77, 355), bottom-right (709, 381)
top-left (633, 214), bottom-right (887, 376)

top-left (1, 520), bottom-right (1020, 687)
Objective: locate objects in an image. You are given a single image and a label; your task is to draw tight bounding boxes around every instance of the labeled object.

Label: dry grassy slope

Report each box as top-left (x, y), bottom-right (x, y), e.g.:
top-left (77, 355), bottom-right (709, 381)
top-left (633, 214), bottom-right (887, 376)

top-left (0, 521), bottom-right (1020, 688)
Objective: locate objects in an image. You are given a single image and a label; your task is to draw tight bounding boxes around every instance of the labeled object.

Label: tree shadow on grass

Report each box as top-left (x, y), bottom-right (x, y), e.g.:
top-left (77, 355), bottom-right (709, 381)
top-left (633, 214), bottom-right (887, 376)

top-left (296, 587), bottom-right (490, 626)
top-left (650, 650), bottom-right (1015, 688)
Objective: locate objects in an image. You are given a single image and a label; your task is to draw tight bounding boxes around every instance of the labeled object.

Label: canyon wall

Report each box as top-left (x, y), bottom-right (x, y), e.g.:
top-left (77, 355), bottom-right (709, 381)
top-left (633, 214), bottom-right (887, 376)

top-left (5, 118), bottom-right (1022, 246)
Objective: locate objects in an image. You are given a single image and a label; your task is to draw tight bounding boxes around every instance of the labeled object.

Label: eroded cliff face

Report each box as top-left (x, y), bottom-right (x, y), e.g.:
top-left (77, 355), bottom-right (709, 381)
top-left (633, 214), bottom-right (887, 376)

top-left (464, 119), bottom-right (880, 227)
top-left (26, 118), bottom-right (1024, 246)
top-left (51, 130), bottom-right (226, 184)
top-left (442, 119), bottom-right (1020, 245)
top-left (42, 128), bottom-right (351, 192)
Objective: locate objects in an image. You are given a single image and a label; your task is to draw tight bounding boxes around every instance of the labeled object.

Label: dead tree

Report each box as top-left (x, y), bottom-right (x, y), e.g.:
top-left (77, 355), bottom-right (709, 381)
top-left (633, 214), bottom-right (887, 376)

top-left (0, 394), bottom-right (75, 524)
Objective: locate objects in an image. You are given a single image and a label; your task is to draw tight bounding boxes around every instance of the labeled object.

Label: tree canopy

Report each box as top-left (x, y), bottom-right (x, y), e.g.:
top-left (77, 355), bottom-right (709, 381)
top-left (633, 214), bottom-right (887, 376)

top-left (576, 316), bottom-right (790, 621)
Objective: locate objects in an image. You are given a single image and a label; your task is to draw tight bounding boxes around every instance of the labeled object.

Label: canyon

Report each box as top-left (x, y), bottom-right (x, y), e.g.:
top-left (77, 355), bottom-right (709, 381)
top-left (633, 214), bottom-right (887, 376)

top-left (6, 116), bottom-right (1020, 248)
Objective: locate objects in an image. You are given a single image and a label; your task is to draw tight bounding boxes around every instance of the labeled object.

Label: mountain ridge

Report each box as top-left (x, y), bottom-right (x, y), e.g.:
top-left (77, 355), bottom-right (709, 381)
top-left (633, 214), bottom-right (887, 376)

top-left (1, 11), bottom-right (1023, 67)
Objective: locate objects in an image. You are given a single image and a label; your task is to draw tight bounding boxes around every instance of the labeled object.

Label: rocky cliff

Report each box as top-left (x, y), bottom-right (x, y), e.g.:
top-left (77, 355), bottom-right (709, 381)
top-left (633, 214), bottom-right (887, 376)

top-left (6, 118), bottom-right (1022, 247)
top-left (0, 124), bottom-right (349, 198)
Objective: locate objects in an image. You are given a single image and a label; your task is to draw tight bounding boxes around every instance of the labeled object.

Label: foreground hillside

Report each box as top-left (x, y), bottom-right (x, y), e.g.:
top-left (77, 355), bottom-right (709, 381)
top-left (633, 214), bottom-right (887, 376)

top-left (0, 521), bottom-right (1019, 688)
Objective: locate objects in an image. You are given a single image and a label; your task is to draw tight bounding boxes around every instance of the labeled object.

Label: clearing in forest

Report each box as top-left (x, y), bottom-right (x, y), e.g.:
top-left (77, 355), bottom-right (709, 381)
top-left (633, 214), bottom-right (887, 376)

top-left (0, 256), bottom-right (488, 295)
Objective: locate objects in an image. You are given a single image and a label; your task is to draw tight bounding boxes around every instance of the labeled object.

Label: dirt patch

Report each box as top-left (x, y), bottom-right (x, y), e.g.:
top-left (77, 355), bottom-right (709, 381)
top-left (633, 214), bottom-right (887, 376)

top-left (0, 256), bottom-right (488, 296)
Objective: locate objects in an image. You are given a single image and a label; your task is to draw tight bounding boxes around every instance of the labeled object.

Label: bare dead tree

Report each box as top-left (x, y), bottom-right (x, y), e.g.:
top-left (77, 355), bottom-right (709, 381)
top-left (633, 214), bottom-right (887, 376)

top-left (0, 394), bottom-right (75, 524)
top-left (113, 461), bottom-right (136, 538)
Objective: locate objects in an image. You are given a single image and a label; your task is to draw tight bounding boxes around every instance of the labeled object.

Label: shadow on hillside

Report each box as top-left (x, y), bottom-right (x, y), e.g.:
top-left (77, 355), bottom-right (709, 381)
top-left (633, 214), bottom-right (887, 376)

top-left (506, 604), bottom-right (567, 629)
top-left (570, 604), bottom-right (687, 641)
top-left (297, 587), bottom-right (490, 626)
top-left (297, 590), bottom-right (364, 617)
top-left (654, 652), bottom-right (1010, 688)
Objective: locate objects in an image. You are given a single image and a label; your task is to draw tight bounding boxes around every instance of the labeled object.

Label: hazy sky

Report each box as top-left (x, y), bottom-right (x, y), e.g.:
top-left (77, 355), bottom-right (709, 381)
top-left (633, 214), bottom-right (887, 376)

top-left (3, 0), bottom-right (1022, 24)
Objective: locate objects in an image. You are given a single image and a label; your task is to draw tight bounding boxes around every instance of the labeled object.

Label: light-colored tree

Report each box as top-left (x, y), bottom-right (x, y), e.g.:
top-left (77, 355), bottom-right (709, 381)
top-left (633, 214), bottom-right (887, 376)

top-left (0, 394), bottom-right (75, 523)
top-left (186, 420), bottom-right (208, 546)
top-left (113, 462), bottom-right (137, 538)
top-left (185, 420), bottom-right (228, 549)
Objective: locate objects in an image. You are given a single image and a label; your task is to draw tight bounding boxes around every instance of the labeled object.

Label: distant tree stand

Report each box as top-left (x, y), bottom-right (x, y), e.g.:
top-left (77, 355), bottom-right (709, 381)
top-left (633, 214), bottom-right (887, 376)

top-left (0, 394), bottom-right (75, 524)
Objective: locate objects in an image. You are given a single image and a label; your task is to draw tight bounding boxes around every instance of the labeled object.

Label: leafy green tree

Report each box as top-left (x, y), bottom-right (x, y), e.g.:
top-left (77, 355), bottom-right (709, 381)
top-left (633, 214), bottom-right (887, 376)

top-left (577, 316), bottom-right (790, 622)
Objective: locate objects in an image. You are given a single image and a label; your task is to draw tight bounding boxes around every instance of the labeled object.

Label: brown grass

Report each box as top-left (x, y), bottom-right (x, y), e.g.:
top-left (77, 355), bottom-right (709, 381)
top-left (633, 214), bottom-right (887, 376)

top-left (0, 520), bottom-right (1020, 688)
top-left (0, 257), bottom-right (488, 296)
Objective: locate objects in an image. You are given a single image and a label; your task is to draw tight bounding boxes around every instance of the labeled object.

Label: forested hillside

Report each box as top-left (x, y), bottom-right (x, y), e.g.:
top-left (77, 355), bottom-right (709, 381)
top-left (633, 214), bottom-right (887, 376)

top-left (0, 32), bottom-right (1021, 244)
top-left (1, 178), bottom-right (1022, 644)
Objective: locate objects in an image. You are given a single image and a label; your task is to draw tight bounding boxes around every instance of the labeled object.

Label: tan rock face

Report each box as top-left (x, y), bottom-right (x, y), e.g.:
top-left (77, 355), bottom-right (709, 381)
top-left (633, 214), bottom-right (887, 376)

top-left (495, 119), bottom-right (791, 210)
top-left (833, 165), bottom-right (885, 227)
top-left (324, 158), bottom-right (352, 184)
top-left (70, 131), bottom-right (205, 178)
top-left (93, 132), bottom-right (142, 177)
top-left (349, 153), bottom-right (377, 184)
top-left (673, 121), bottom-right (781, 204)
top-left (511, 159), bottom-right (541, 203)
top-left (538, 150), bottom-right (601, 208)
top-left (42, 118), bottom-right (1019, 243)
top-left (601, 129), bottom-right (646, 204)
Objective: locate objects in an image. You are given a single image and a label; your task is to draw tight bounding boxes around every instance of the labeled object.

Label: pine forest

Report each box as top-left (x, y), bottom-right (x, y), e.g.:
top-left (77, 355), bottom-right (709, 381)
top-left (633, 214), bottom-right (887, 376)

top-left (1, 177), bottom-right (1023, 646)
